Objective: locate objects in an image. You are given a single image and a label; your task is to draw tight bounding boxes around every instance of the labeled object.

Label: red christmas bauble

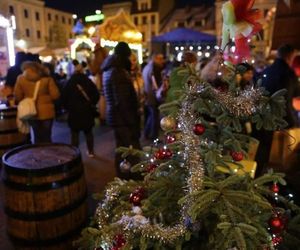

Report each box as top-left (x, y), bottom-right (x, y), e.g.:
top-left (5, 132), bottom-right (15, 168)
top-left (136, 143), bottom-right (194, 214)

top-left (269, 216), bottom-right (285, 234)
top-left (272, 235), bottom-right (283, 246)
top-left (166, 134), bottom-right (176, 144)
top-left (111, 247), bottom-right (120, 250)
top-left (154, 148), bottom-right (173, 160)
top-left (129, 187), bottom-right (146, 206)
top-left (231, 151), bottom-right (243, 161)
top-left (146, 164), bottom-right (158, 173)
top-left (114, 234), bottom-right (126, 248)
top-left (271, 183), bottom-right (280, 193)
top-left (193, 124), bottom-right (206, 135)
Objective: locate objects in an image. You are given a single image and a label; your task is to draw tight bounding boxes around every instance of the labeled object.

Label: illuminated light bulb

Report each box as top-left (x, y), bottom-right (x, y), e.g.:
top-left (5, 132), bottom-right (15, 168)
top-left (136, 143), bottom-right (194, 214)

top-left (175, 46), bottom-right (179, 51)
top-left (180, 46), bottom-right (184, 50)
top-left (206, 45), bottom-right (210, 50)
top-left (214, 45), bottom-right (219, 50)
top-left (204, 52), bottom-right (210, 58)
top-left (197, 51), bottom-right (202, 56)
top-left (95, 10), bottom-right (102, 14)
top-left (198, 46), bottom-right (202, 50)
top-left (72, 14), bottom-right (77, 19)
top-left (189, 46), bottom-right (193, 50)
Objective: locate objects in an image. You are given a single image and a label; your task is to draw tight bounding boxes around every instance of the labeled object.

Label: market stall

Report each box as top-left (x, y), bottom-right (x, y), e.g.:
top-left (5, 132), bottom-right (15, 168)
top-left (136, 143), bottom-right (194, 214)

top-left (96, 9), bottom-right (143, 63)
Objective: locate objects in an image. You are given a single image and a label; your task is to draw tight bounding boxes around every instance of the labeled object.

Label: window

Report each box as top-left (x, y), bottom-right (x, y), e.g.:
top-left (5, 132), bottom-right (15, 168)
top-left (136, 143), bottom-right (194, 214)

top-left (151, 15), bottom-right (155, 24)
top-left (151, 31), bottom-right (155, 37)
top-left (69, 33), bottom-right (73, 38)
top-left (48, 13), bottom-right (52, 21)
top-left (37, 30), bottom-right (41, 39)
top-left (62, 16), bottom-right (65, 24)
top-left (9, 5), bottom-right (14, 15)
top-left (134, 17), bottom-right (138, 25)
top-left (68, 18), bottom-right (72, 25)
top-left (141, 32), bottom-right (145, 41)
top-left (24, 9), bottom-right (28, 18)
top-left (26, 29), bottom-right (30, 37)
top-left (142, 16), bottom-right (147, 25)
top-left (35, 12), bottom-right (40, 21)
top-left (195, 19), bottom-right (205, 27)
top-left (177, 22), bottom-right (185, 28)
top-left (55, 14), bottom-right (58, 21)
top-left (141, 3), bottom-right (148, 10)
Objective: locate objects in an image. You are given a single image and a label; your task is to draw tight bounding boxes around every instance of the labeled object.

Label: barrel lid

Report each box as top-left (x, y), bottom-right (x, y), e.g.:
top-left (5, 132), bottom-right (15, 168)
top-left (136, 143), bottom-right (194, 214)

top-left (2, 143), bottom-right (81, 175)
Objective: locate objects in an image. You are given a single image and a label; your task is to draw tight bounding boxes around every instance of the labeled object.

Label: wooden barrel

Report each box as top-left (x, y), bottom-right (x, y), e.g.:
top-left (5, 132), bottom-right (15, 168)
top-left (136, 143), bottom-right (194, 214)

top-left (0, 105), bottom-right (27, 158)
top-left (1, 143), bottom-right (88, 250)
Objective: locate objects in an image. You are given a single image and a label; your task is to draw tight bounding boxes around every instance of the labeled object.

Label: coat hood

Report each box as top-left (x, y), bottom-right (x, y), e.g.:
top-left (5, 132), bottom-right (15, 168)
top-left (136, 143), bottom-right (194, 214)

top-left (21, 61), bottom-right (45, 82)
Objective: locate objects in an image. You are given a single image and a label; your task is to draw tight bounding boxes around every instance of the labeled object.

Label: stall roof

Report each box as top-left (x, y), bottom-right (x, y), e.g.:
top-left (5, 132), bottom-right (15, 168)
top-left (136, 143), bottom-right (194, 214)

top-left (152, 28), bottom-right (216, 43)
top-left (97, 9), bottom-right (142, 44)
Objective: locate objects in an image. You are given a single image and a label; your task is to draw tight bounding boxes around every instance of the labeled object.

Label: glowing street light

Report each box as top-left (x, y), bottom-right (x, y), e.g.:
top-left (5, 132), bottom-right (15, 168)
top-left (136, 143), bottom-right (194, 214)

top-left (95, 10), bottom-right (102, 15)
top-left (72, 14), bottom-right (77, 19)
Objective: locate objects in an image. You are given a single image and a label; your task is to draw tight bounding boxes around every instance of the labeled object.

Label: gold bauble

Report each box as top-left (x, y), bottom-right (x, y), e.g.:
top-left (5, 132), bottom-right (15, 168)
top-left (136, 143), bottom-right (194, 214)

top-left (160, 116), bottom-right (176, 131)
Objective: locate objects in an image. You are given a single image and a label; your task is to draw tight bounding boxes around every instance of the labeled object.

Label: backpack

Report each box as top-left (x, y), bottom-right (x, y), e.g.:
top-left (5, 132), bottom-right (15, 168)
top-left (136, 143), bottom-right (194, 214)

top-left (17, 80), bottom-right (41, 120)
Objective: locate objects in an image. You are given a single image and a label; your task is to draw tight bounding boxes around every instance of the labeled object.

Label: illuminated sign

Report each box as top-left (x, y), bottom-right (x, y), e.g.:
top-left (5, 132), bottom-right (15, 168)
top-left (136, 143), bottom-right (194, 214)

top-left (85, 14), bottom-right (105, 22)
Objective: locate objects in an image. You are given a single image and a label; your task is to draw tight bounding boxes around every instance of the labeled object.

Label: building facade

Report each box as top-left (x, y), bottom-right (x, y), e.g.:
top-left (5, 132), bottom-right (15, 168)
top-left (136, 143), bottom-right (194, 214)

top-left (0, 0), bottom-right (73, 50)
top-left (160, 5), bottom-right (215, 35)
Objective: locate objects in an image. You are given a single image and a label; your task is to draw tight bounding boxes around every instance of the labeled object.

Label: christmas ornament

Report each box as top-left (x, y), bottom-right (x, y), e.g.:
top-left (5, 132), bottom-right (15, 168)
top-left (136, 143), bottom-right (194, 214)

top-left (166, 134), bottom-right (176, 144)
top-left (154, 148), bottom-right (173, 160)
top-left (221, 0), bottom-right (262, 63)
top-left (271, 183), bottom-right (279, 193)
top-left (231, 151), bottom-right (243, 161)
top-left (193, 124), bottom-right (206, 135)
top-left (129, 187), bottom-right (146, 206)
top-left (160, 116), bottom-right (176, 131)
top-left (269, 216), bottom-right (285, 234)
top-left (146, 163), bottom-right (158, 173)
top-left (119, 159), bottom-right (131, 173)
top-left (113, 234), bottom-right (126, 248)
top-left (272, 235), bottom-right (283, 246)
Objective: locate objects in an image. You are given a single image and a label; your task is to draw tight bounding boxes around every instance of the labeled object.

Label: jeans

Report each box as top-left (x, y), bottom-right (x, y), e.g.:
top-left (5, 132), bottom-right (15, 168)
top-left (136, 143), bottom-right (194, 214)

top-left (71, 128), bottom-right (94, 153)
top-left (144, 105), bottom-right (160, 140)
top-left (28, 119), bottom-right (53, 144)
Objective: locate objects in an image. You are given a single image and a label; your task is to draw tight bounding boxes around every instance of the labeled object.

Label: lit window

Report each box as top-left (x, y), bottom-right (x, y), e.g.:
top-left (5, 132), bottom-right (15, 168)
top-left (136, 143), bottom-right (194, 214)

top-left (151, 15), bottom-right (155, 24)
top-left (26, 29), bottom-right (30, 37)
top-left (9, 5), bottom-right (14, 15)
top-left (24, 9), bottom-right (29, 18)
top-left (142, 16), bottom-right (147, 25)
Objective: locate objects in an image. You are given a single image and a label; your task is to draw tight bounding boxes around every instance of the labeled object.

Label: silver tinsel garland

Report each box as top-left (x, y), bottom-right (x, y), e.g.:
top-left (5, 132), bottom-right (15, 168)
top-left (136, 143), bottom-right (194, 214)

top-left (95, 77), bottom-right (265, 247)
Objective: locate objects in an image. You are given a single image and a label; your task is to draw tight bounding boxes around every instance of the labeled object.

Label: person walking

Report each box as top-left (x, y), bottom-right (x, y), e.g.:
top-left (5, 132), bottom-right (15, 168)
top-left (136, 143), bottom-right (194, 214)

top-left (14, 61), bottom-right (60, 143)
top-left (102, 42), bottom-right (141, 178)
top-left (62, 61), bottom-right (99, 157)
top-left (253, 44), bottom-right (299, 175)
top-left (142, 53), bottom-right (165, 140)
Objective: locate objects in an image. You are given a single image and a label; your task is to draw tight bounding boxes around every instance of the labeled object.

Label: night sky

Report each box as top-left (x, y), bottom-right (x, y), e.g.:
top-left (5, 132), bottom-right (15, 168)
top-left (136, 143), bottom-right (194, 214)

top-left (45, 0), bottom-right (214, 18)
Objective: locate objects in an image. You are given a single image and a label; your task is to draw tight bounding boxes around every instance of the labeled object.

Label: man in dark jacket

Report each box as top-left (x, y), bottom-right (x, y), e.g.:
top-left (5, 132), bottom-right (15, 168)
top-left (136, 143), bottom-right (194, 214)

top-left (102, 42), bottom-right (141, 179)
top-left (62, 61), bottom-right (99, 157)
top-left (142, 53), bottom-right (165, 140)
top-left (254, 44), bottom-right (299, 175)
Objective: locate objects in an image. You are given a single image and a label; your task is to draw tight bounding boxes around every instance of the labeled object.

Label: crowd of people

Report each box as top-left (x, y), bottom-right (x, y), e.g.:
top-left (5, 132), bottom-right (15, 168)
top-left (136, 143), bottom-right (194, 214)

top-left (0, 42), bottom-right (299, 178)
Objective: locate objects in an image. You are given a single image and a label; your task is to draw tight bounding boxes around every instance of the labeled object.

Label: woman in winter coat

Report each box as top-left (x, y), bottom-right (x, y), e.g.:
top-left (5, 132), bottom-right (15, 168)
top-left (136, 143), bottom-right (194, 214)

top-left (102, 42), bottom-right (141, 178)
top-left (62, 62), bottom-right (99, 157)
top-left (14, 61), bottom-right (60, 143)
